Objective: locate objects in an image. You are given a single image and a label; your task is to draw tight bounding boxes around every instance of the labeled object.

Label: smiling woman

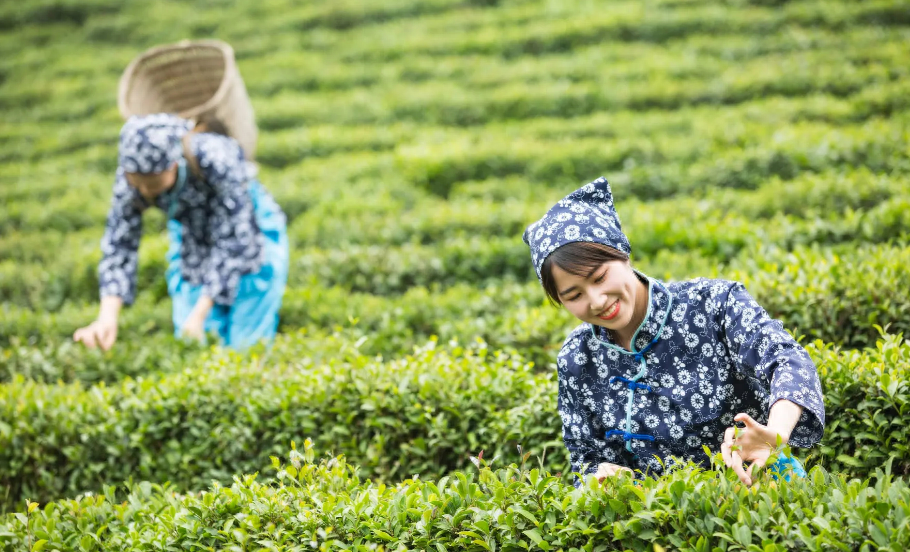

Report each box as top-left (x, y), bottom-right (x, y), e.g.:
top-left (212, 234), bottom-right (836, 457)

top-left (523, 177), bottom-right (824, 489)
top-left (540, 242), bottom-right (650, 350)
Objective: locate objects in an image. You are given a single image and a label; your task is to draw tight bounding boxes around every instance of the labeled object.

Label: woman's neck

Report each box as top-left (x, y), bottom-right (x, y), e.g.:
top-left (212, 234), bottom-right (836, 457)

top-left (612, 276), bottom-right (650, 351)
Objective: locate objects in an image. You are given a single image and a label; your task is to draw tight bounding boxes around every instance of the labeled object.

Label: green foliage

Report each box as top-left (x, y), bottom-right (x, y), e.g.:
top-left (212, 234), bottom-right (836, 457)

top-left (0, 336), bottom-right (206, 385)
top-left (276, 243), bottom-right (910, 360)
top-left (3, 333), bottom-right (910, 514)
top-left (0, 339), bottom-right (556, 510)
top-left (735, 244), bottom-right (910, 349)
top-left (2, 0), bottom-right (910, 544)
top-left (3, 439), bottom-right (910, 551)
top-left (5, 166), bottom-right (909, 308)
top-left (4, 242), bottom-right (910, 379)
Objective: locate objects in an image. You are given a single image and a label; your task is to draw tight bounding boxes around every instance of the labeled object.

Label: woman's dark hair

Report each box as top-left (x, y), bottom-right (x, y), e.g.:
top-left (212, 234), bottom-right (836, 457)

top-left (194, 117), bottom-right (230, 136)
top-left (540, 241), bottom-right (630, 305)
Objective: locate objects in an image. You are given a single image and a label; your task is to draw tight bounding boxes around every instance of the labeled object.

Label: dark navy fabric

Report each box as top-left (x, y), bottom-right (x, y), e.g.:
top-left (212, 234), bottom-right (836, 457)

top-left (118, 113), bottom-right (191, 174)
top-left (522, 176), bottom-right (631, 281)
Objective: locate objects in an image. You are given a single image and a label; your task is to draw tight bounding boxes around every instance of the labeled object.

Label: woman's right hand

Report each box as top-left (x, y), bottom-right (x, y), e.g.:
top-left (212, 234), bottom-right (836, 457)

top-left (73, 296), bottom-right (122, 351)
top-left (73, 318), bottom-right (119, 351)
top-left (594, 462), bottom-right (632, 482)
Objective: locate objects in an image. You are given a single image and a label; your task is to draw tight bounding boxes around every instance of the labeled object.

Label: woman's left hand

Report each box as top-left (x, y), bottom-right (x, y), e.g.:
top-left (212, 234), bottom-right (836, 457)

top-left (720, 413), bottom-right (782, 486)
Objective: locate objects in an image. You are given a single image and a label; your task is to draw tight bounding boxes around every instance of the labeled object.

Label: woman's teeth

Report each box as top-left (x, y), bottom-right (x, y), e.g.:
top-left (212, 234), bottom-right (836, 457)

top-left (599, 301), bottom-right (620, 320)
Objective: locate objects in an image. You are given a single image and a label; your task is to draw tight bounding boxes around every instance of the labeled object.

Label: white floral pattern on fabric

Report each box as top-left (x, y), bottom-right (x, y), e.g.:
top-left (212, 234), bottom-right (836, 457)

top-left (118, 113), bottom-right (193, 174)
top-left (522, 177), bottom-right (631, 280)
top-left (99, 132), bottom-right (278, 306)
top-left (556, 276), bottom-right (825, 486)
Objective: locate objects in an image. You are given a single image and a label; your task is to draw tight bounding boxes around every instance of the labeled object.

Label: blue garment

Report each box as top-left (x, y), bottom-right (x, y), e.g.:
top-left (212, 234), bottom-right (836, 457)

top-left (522, 176), bottom-right (631, 280)
top-left (101, 127), bottom-right (267, 306)
top-left (768, 453), bottom-right (807, 482)
top-left (522, 177), bottom-right (825, 484)
top-left (118, 113), bottom-right (192, 174)
top-left (556, 272), bottom-right (825, 483)
top-left (167, 178), bottom-right (288, 350)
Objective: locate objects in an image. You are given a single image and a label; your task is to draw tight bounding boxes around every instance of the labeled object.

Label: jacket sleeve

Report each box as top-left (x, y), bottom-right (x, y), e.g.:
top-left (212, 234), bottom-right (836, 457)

top-left (98, 169), bottom-right (144, 305)
top-left (720, 282), bottom-right (825, 448)
top-left (193, 133), bottom-right (262, 306)
top-left (557, 333), bottom-right (624, 487)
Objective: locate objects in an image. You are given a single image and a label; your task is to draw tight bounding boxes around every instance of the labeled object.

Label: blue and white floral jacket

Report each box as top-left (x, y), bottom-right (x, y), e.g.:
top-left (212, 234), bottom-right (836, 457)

top-left (99, 133), bottom-right (273, 306)
top-left (522, 176), bottom-right (825, 483)
top-left (556, 273), bottom-right (825, 481)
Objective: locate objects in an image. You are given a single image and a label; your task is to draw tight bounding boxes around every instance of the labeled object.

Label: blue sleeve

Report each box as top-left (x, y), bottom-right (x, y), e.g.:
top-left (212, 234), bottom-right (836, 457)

top-left (98, 169), bottom-right (144, 305)
top-left (557, 332), bottom-right (623, 487)
top-left (721, 282), bottom-right (825, 448)
top-left (193, 133), bottom-right (262, 306)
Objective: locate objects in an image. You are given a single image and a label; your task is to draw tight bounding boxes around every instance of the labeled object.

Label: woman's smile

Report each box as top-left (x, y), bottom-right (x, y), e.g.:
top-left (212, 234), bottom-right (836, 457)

top-left (597, 300), bottom-right (620, 321)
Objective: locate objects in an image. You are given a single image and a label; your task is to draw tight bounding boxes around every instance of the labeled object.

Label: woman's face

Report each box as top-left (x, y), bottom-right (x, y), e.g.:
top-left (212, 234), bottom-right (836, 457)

top-left (551, 259), bottom-right (643, 332)
top-left (125, 163), bottom-right (177, 200)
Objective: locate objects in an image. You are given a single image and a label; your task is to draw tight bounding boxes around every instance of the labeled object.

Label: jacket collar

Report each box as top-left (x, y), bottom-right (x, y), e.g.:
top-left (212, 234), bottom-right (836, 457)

top-left (589, 270), bottom-right (673, 354)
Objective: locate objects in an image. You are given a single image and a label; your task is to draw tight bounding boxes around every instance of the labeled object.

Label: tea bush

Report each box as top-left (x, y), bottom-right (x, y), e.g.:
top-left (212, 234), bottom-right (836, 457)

top-left (3, 438), bottom-right (909, 551)
top-left (3, 332), bottom-right (909, 512)
top-left (4, 242), bottom-right (910, 378)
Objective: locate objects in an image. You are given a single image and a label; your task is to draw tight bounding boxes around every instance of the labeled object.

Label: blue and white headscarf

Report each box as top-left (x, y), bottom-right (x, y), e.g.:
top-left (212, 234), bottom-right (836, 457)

top-left (522, 176), bottom-right (632, 280)
top-left (118, 113), bottom-right (194, 174)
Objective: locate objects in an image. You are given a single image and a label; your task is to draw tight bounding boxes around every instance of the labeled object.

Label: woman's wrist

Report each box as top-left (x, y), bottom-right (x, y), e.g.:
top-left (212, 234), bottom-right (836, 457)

top-left (766, 399), bottom-right (803, 445)
top-left (99, 296), bottom-right (123, 324)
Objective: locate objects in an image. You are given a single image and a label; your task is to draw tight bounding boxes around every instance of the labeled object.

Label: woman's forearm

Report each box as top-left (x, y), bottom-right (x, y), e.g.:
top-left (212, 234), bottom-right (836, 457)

top-left (190, 295), bottom-right (215, 321)
top-left (766, 399), bottom-right (804, 444)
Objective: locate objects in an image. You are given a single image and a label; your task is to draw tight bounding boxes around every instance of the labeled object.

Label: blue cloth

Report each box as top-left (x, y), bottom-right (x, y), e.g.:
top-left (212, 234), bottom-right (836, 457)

top-left (556, 271), bottom-right (825, 484)
top-left (166, 179), bottom-right (288, 350)
top-left (522, 176), bottom-right (631, 280)
top-left (118, 114), bottom-right (193, 174)
top-left (768, 453), bottom-right (807, 482)
top-left (523, 177), bottom-right (825, 486)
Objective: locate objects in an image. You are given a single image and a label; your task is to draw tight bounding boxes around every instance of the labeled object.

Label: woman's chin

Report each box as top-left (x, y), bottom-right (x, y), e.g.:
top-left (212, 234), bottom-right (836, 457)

top-left (591, 315), bottom-right (623, 330)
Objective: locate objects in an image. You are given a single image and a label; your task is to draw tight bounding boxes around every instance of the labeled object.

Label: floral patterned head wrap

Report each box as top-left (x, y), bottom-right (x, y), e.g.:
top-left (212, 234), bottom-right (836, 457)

top-left (522, 176), bottom-right (631, 281)
top-left (118, 113), bottom-right (193, 174)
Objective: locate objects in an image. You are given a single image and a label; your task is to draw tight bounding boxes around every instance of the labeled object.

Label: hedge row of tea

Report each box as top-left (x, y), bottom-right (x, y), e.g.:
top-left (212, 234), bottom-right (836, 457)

top-left (4, 109), bottom-right (909, 238)
top-left (2, 0), bottom-right (910, 544)
top-left (2, 0), bottom-right (907, 129)
top-left (4, 330), bottom-right (909, 513)
top-left (4, 242), bottom-right (910, 384)
top-left (3, 438), bottom-right (910, 551)
top-left (5, 162), bottom-right (910, 306)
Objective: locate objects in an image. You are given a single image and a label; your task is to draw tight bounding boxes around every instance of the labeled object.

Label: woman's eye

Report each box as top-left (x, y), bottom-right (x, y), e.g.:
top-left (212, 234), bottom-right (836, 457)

top-left (569, 293), bottom-right (582, 302)
top-left (594, 272), bottom-right (606, 283)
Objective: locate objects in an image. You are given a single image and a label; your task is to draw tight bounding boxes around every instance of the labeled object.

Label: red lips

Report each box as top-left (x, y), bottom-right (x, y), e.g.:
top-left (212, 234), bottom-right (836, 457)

top-left (598, 300), bottom-right (620, 321)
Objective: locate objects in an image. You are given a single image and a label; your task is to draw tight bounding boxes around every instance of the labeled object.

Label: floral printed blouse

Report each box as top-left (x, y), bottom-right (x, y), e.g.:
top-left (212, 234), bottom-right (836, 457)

top-left (557, 272), bottom-right (826, 483)
top-left (99, 133), bottom-right (266, 306)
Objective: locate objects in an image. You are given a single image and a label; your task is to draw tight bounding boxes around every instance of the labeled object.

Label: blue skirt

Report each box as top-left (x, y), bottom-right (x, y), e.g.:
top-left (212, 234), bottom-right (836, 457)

top-left (165, 180), bottom-right (288, 350)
